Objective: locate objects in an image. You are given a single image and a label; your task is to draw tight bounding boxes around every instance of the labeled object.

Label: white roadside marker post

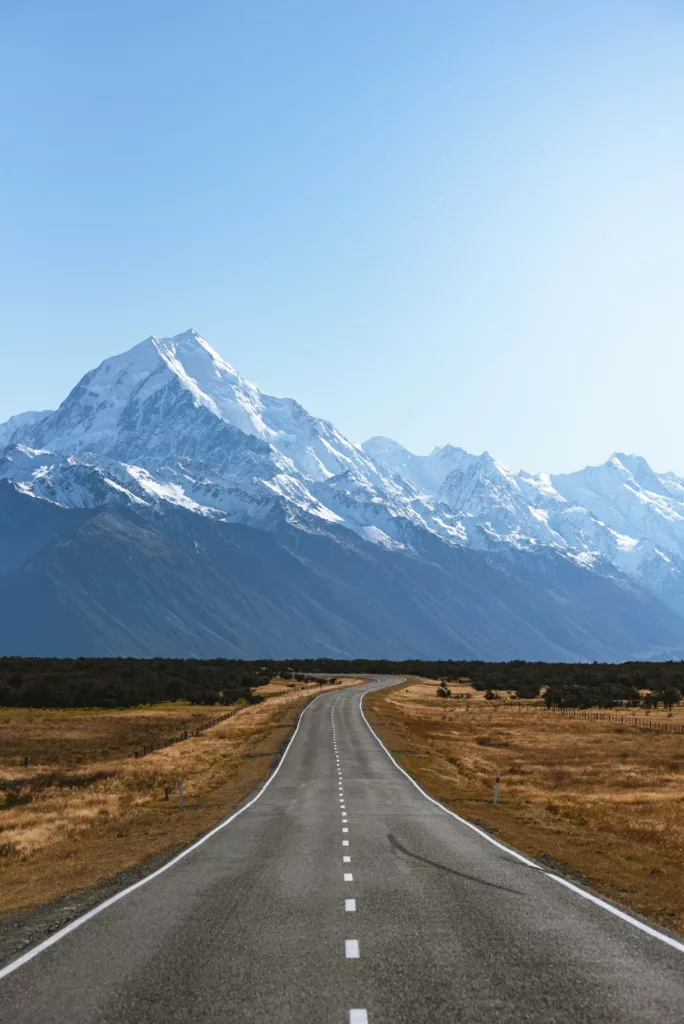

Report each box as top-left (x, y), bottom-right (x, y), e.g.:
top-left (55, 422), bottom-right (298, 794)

top-left (493, 770), bottom-right (500, 806)
top-left (178, 775), bottom-right (183, 810)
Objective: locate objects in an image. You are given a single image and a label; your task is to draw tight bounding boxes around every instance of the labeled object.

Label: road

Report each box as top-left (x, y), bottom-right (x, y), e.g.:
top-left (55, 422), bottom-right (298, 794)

top-left (2, 677), bottom-right (683, 1023)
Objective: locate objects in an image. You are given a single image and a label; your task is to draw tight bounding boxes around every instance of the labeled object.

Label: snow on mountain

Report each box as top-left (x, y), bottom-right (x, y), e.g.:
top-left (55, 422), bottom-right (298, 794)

top-left (363, 437), bottom-right (477, 494)
top-left (551, 455), bottom-right (684, 547)
top-left (0, 410), bottom-right (53, 449)
top-left (2, 331), bottom-right (445, 544)
top-left (23, 330), bottom-right (381, 484)
top-left (370, 440), bottom-right (684, 615)
top-left (4, 328), bottom-right (684, 620)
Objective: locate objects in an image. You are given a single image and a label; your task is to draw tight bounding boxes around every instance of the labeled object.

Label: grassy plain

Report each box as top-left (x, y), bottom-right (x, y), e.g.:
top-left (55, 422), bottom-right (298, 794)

top-left (365, 678), bottom-right (684, 936)
top-left (0, 679), bottom-right (361, 916)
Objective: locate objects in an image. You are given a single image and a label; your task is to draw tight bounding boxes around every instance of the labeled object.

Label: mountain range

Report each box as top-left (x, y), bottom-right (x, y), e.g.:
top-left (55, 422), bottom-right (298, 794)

top-left (1, 329), bottom-right (683, 660)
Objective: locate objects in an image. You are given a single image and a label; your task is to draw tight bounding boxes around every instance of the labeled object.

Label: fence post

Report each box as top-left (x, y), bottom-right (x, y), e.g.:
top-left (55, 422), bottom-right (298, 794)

top-left (178, 775), bottom-right (183, 809)
top-left (493, 771), bottom-right (501, 805)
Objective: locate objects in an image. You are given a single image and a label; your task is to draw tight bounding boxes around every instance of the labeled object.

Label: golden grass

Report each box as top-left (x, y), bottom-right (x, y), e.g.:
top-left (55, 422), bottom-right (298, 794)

top-left (251, 677), bottom-right (325, 696)
top-left (0, 702), bottom-right (239, 767)
top-left (0, 679), bottom-right (363, 915)
top-left (365, 678), bottom-right (684, 936)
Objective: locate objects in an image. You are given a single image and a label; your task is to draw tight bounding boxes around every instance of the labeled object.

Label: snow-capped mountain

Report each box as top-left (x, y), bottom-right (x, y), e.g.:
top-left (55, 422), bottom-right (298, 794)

top-left (4, 330), bottom-right (472, 547)
top-left (365, 438), bottom-right (684, 616)
top-left (0, 409), bottom-right (52, 449)
top-left (24, 331), bottom-right (374, 480)
top-left (363, 436), bottom-right (477, 495)
top-left (1, 329), bottom-right (683, 659)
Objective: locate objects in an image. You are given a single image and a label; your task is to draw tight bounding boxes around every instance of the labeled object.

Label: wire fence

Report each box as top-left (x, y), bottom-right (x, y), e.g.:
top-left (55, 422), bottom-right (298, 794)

top-left (438, 700), bottom-right (684, 735)
top-left (546, 706), bottom-right (684, 735)
top-left (132, 707), bottom-right (242, 759)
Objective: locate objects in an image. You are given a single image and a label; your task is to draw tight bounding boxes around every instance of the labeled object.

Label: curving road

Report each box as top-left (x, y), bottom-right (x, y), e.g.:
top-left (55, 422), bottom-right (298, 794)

top-left (2, 677), bottom-right (683, 1023)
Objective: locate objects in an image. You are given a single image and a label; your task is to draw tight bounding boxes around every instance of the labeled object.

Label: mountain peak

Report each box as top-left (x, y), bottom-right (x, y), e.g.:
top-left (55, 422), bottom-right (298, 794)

top-left (162, 328), bottom-right (206, 348)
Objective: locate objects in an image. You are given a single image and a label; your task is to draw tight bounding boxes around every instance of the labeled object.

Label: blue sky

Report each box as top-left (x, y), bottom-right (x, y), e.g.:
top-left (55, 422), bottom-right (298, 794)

top-left (1, 1), bottom-right (683, 474)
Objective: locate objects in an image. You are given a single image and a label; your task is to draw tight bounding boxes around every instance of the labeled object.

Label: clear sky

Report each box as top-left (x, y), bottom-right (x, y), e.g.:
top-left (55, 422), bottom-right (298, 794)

top-left (1, 1), bottom-right (683, 474)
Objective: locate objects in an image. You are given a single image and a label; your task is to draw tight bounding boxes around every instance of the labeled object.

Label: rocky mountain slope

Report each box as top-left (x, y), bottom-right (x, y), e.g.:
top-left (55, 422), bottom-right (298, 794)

top-left (364, 438), bottom-right (684, 617)
top-left (1, 329), bottom-right (683, 659)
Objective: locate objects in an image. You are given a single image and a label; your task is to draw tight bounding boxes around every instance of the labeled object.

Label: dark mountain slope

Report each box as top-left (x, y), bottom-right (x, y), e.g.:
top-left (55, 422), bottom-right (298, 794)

top-left (0, 488), bottom-right (682, 660)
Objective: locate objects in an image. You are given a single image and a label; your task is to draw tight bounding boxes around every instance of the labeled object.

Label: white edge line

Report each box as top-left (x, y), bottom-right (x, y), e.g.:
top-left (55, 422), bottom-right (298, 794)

top-left (0, 690), bottom-right (329, 981)
top-left (359, 682), bottom-right (684, 956)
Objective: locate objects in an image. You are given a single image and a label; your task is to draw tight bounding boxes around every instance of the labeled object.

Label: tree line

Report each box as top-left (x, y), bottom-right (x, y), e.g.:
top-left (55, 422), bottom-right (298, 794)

top-left (0, 657), bottom-right (682, 710)
top-left (0, 658), bottom-right (272, 708)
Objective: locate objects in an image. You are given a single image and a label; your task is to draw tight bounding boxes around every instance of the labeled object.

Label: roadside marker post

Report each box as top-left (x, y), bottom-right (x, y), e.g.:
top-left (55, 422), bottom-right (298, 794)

top-left (178, 775), bottom-right (183, 810)
top-left (493, 771), bottom-right (501, 805)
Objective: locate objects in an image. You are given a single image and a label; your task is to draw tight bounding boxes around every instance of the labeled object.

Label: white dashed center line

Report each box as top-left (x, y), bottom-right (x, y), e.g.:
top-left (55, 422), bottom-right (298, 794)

top-left (333, 699), bottom-right (367, 1017)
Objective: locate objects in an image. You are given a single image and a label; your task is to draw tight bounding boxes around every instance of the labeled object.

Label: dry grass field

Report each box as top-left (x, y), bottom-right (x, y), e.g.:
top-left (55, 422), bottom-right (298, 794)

top-left (1, 702), bottom-right (242, 767)
top-left (0, 679), bottom-right (362, 916)
top-left (365, 678), bottom-right (684, 936)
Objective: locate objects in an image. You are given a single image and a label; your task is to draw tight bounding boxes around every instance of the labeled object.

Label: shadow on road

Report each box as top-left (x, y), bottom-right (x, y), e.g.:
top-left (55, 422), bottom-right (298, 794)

top-left (387, 833), bottom-right (524, 896)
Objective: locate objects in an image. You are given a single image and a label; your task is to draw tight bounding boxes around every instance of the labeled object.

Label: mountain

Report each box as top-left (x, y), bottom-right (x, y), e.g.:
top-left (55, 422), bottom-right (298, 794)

top-left (362, 437), bottom-right (477, 494)
top-left (0, 410), bottom-right (52, 449)
top-left (1, 328), bottom-right (683, 660)
top-left (365, 440), bottom-right (684, 617)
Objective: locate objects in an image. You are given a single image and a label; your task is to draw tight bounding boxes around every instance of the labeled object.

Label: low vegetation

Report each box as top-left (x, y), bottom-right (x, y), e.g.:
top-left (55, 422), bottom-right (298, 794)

top-left (2, 657), bottom-right (682, 711)
top-left (0, 658), bottom-right (273, 708)
top-left (365, 678), bottom-right (684, 936)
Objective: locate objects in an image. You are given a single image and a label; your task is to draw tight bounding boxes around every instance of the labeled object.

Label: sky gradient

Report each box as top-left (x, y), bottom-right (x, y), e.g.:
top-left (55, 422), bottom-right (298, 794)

top-left (1, 1), bottom-right (683, 474)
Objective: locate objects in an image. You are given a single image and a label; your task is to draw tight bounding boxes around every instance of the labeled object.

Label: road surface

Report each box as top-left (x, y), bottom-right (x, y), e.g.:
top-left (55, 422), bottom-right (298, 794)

top-left (2, 677), bottom-right (683, 1023)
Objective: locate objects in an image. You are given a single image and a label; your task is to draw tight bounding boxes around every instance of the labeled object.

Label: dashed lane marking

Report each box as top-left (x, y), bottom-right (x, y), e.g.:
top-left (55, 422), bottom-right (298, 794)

top-left (345, 940), bottom-right (360, 959)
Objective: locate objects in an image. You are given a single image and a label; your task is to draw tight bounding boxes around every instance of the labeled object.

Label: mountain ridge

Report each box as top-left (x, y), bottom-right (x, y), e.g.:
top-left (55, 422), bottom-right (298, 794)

top-left (2, 329), bottom-right (683, 659)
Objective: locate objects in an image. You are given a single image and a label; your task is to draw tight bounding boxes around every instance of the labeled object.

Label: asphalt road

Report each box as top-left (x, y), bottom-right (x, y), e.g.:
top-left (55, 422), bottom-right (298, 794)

top-left (2, 677), bottom-right (683, 1023)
